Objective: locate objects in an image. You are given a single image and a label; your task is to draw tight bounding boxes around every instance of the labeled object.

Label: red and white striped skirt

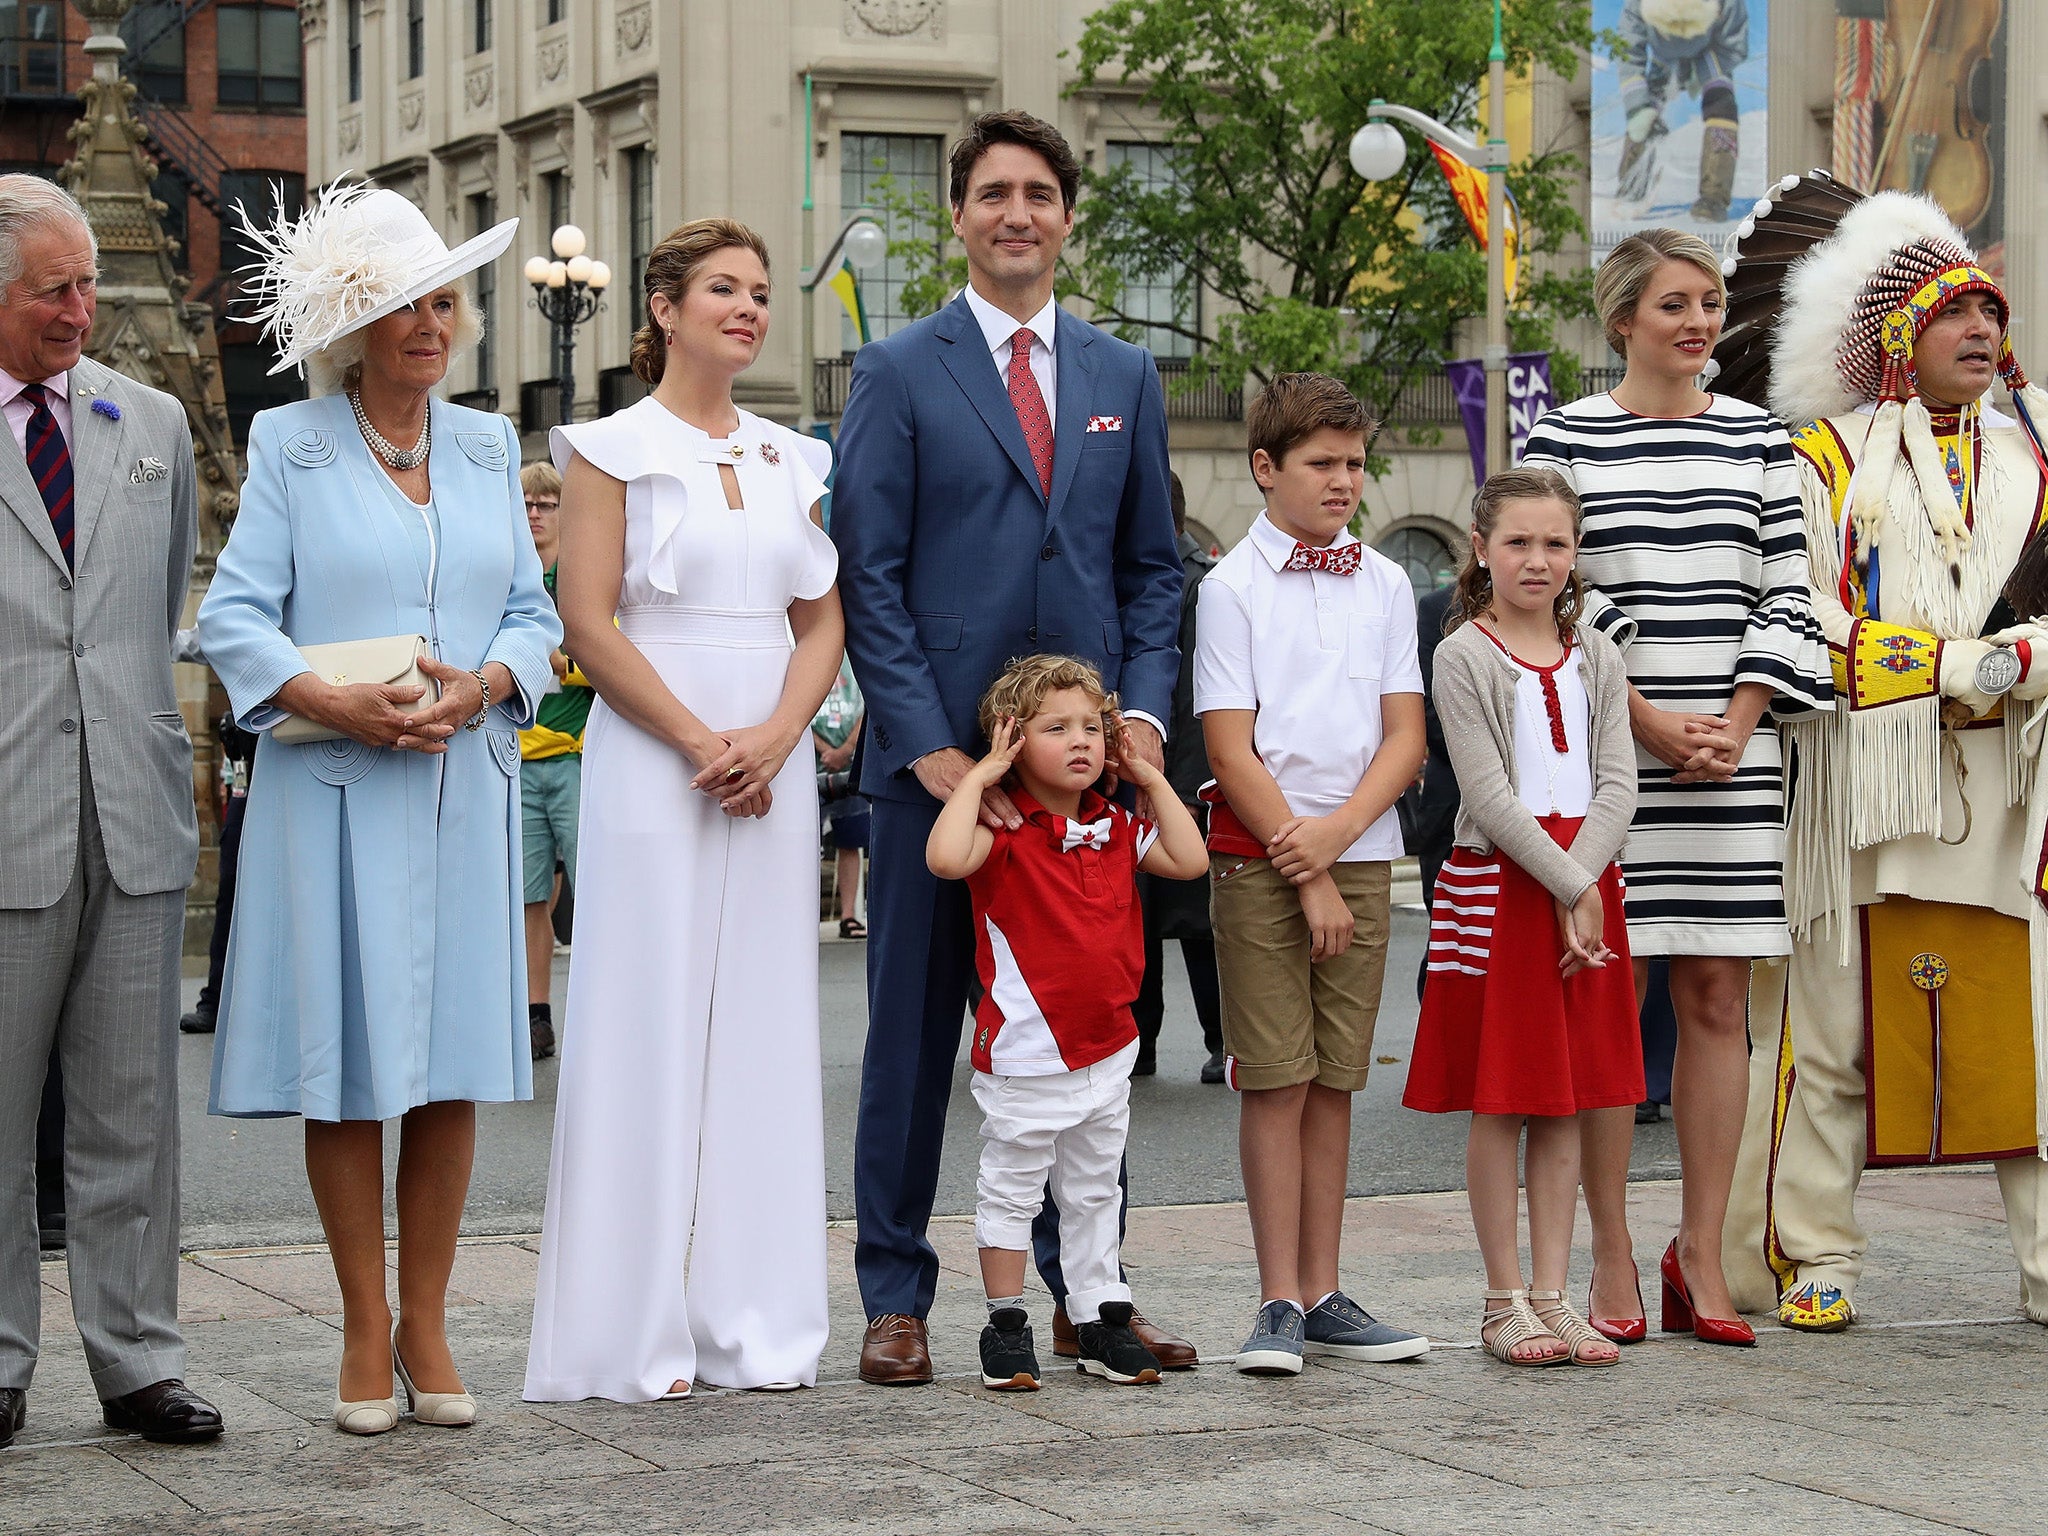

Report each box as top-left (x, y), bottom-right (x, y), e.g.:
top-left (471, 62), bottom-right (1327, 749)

top-left (1403, 815), bottom-right (1644, 1117)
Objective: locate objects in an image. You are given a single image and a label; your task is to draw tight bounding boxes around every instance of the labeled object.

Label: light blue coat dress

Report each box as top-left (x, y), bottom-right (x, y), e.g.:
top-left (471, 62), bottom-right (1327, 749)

top-left (197, 395), bottom-right (561, 1121)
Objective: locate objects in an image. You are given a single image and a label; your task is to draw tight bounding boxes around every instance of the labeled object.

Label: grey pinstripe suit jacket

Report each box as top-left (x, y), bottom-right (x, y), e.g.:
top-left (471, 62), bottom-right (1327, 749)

top-left (0, 356), bottom-right (199, 908)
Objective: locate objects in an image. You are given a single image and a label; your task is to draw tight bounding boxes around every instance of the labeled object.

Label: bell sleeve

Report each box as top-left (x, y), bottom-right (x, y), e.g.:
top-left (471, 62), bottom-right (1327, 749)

top-left (1734, 424), bottom-right (1834, 720)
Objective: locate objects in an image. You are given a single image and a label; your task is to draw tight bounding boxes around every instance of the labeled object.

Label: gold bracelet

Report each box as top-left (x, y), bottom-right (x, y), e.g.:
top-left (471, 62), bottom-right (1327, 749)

top-left (465, 668), bottom-right (490, 731)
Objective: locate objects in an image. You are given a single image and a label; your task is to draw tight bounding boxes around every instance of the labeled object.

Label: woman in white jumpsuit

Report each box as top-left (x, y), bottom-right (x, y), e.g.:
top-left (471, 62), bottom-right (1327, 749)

top-left (524, 221), bottom-right (842, 1400)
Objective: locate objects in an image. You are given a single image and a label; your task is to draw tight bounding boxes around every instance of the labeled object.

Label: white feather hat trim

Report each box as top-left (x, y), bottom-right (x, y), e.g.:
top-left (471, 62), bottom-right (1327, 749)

top-left (1767, 191), bottom-right (1975, 427)
top-left (235, 183), bottom-right (519, 378)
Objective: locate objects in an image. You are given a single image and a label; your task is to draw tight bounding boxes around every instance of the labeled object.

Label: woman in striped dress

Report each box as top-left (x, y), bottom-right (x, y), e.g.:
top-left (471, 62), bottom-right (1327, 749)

top-left (1522, 230), bottom-right (1830, 1344)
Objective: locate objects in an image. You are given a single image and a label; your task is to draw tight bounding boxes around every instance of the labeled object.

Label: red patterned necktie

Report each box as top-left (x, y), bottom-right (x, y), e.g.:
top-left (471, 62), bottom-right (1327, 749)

top-left (21, 383), bottom-right (75, 569)
top-left (1285, 540), bottom-right (1360, 575)
top-left (1007, 328), bottom-right (1053, 497)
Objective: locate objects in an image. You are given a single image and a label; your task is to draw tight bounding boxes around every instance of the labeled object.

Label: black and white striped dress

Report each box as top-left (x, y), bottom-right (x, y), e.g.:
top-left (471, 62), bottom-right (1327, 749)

top-left (1522, 394), bottom-right (1831, 958)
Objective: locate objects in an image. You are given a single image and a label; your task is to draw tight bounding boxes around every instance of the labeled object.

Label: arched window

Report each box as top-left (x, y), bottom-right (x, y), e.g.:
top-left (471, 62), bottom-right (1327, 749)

top-left (1375, 525), bottom-right (1457, 597)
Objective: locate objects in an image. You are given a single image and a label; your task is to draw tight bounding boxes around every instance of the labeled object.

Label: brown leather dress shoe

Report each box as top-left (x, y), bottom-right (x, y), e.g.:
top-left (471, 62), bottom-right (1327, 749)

top-left (858, 1314), bottom-right (932, 1385)
top-left (1052, 1304), bottom-right (1198, 1369)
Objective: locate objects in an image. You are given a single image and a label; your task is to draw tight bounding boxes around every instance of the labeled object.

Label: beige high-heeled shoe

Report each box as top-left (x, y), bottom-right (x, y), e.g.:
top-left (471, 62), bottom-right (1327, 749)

top-left (333, 1354), bottom-right (400, 1435)
top-left (392, 1323), bottom-right (476, 1427)
top-left (1529, 1290), bottom-right (1622, 1367)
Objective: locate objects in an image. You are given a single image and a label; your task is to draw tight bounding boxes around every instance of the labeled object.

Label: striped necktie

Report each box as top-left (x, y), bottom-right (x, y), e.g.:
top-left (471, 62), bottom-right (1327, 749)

top-left (21, 383), bottom-right (75, 569)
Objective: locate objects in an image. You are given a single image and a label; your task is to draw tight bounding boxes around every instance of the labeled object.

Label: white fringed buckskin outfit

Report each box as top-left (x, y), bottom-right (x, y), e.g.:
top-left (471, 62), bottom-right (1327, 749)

top-left (1714, 174), bottom-right (2048, 1328)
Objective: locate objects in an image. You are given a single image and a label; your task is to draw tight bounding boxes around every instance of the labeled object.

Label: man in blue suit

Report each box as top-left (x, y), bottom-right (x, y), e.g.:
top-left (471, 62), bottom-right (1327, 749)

top-left (835, 110), bottom-right (1196, 1384)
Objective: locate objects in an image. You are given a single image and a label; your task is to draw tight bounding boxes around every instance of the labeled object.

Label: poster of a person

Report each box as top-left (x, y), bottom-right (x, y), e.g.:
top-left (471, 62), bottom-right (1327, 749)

top-left (1591, 0), bottom-right (1768, 261)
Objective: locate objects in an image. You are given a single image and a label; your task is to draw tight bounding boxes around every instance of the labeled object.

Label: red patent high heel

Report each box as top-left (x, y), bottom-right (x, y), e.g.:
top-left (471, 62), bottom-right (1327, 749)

top-left (1659, 1238), bottom-right (1755, 1347)
top-left (1588, 1259), bottom-right (1647, 1345)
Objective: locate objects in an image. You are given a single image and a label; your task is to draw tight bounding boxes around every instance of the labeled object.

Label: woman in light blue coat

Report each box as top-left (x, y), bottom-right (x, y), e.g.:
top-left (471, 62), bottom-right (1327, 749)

top-left (197, 187), bottom-right (558, 1436)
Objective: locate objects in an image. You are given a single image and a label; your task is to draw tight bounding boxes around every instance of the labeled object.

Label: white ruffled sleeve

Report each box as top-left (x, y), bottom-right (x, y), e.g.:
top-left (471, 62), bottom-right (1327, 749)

top-left (784, 426), bottom-right (838, 601)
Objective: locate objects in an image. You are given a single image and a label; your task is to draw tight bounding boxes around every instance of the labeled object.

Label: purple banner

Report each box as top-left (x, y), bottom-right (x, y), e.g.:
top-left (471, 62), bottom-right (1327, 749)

top-left (1444, 352), bottom-right (1556, 487)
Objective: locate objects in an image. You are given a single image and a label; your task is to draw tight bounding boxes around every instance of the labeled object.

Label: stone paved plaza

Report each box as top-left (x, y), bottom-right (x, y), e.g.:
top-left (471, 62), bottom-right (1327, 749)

top-left (7, 1169), bottom-right (2046, 1535)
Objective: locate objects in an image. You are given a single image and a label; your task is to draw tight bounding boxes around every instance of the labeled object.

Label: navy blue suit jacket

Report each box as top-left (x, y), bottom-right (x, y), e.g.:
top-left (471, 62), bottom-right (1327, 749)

top-left (833, 294), bottom-right (1183, 803)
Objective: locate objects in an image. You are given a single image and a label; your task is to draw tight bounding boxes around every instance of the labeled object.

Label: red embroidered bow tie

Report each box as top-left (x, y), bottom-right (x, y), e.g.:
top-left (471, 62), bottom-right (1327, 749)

top-left (1285, 541), bottom-right (1361, 575)
top-left (1060, 816), bottom-right (1112, 852)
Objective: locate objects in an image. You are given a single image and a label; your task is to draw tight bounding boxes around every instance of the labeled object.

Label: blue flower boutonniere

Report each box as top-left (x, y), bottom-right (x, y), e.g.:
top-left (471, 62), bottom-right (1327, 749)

top-left (90, 396), bottom-right (121, 422)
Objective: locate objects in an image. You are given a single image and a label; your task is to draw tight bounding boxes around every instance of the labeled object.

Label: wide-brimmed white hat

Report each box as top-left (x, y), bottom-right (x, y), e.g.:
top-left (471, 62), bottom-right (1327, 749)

top-left (235, 182), bottom-right (519, 377)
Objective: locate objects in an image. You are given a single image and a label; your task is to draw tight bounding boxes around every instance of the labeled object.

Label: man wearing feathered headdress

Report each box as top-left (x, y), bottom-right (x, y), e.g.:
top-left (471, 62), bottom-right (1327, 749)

top-left (1715, 175), bottom-right (2048, 1333)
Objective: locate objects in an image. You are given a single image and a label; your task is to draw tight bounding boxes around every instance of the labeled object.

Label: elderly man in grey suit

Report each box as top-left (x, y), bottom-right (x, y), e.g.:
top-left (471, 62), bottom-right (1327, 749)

top-left (0, 176), bottom-right (221, 1446)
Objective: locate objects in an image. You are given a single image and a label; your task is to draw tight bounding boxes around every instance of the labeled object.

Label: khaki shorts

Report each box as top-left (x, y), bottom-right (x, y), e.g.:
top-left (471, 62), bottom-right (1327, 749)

top-left (1210, 856), bottom-right (1391, 1092)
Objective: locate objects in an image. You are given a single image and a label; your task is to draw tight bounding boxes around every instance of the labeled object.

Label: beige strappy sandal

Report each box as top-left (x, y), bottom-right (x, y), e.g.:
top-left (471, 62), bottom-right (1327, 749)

top-left (1480, 1289), bottom-right (1570, 1367)
top-left (1529, 1290), bottom-right (1622, 1367)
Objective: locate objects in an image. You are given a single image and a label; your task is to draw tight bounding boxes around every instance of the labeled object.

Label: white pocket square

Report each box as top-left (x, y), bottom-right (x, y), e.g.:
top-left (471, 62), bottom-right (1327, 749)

top-left (1085, 415), bottom-right (1124, 433)
top-left (129, 456), bottom-right (169, 485)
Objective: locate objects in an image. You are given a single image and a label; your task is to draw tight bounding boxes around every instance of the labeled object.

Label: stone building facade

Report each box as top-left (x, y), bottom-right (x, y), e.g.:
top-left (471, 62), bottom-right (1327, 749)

top-left (296, 1), bottom-right (2048, 583)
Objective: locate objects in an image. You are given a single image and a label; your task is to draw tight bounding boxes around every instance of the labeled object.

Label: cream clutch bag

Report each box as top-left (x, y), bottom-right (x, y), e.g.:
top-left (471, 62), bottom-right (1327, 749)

top-left (273, 634), bottom-right (434, 745)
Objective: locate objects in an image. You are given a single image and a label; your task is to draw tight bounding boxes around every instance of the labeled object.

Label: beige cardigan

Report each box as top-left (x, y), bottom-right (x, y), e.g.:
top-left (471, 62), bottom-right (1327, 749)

top-left (1433, 619), bottom-right (1638, 904)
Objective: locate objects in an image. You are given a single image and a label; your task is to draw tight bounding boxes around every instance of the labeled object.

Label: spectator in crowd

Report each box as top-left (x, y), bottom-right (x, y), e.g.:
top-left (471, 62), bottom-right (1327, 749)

top-left (177, 639), bottom-right (256, 1037)
top-left (1408, 581), bottom-right (1459, 1000)
top-left (201, 186), bottom-right (554, 1434)
top-left (1132, 471), bottom-right (1223, 1082)
top-left (518, 459), bottom-right (593, 1061)
top-left (0, 174), bottom-right (218, 1447)
top-left (814, 657), bottom-right (868, 938)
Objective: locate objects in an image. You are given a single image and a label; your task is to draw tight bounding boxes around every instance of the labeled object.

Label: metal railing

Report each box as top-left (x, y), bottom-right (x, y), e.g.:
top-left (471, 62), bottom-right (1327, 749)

top-left (133, 96), bottom-right (229, 219)
top-left (811, 354), bottom-right (1245, 422)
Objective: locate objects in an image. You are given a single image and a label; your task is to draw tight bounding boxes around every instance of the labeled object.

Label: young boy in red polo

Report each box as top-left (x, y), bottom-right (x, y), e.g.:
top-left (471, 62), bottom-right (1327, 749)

top-left (927, 655), bottom-right (1208, 1390)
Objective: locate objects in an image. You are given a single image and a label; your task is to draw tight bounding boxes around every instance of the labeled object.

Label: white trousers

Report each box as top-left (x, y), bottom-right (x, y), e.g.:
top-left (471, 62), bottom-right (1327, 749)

top-left (1727, 922), bottom-right (2048, 1323)
top-left (971, 1038), bottom-right (1138, 1323)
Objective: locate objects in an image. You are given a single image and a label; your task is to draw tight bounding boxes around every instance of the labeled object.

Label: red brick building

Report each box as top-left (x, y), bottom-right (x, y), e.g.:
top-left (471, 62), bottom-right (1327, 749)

top-left (0, 0), bottom-right (308, 447)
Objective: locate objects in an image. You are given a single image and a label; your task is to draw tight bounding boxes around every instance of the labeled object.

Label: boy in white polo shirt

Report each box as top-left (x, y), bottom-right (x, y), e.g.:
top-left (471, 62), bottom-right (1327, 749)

top-left (1194, 372), bottom-right (1430, 1376)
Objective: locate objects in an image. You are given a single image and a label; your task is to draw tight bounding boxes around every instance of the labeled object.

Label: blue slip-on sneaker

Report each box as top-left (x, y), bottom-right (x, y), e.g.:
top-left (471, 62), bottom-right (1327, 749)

top-left (1234, 1299), bottom-right (1306, 1375)
top-left (1303, 1290), bottom-right (1431, 1362)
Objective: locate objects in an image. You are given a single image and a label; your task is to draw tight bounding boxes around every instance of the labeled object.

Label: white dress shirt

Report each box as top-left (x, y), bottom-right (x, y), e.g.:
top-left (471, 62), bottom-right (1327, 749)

top-left (0, 366), bottom-right (74, 458)
top-left (1193, 512), bottom-right (1424, 861)
top-left (962, 284), bottom-right (1058, 421)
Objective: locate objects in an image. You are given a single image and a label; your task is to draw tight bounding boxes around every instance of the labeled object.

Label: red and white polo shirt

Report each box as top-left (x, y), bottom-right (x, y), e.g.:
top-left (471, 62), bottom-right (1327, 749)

top-left (966, 788), bottom-right (1158, 1076)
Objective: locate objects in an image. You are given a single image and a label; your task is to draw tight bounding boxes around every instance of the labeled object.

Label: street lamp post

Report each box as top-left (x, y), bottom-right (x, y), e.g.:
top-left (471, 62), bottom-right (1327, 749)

top-left (524, 223), bottom-right (611, 427)
top-left (797, 212), bottom-right (889, 430)
top-left (1349, 0), bottom-right (1511, 476)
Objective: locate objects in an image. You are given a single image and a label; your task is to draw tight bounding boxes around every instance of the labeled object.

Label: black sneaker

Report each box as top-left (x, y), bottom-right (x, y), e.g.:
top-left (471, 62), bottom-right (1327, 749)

top-left (179, 1004), bottom-right (216, 1034)
top-left (979, 1307), bottom-right (1040, 1390)
top-left (1075, 1301), bottom-right (1161, 1385)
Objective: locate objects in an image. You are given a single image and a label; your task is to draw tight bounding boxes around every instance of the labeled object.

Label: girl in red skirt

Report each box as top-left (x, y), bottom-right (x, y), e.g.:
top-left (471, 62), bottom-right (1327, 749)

top-left (1404, 467), bottom-right (1643, 1368)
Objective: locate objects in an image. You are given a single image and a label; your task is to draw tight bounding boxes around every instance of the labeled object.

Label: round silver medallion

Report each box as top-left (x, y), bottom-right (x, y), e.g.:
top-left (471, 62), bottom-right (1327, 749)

top-left (1974, 645), bottom-right (2023, 697)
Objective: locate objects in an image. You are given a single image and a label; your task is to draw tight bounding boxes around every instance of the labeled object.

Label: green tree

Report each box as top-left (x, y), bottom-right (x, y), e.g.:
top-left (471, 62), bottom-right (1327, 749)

top-left (866, 0), bottom-right (1597, 455)
top-left (1068, 0), bottom-right (1596, 428)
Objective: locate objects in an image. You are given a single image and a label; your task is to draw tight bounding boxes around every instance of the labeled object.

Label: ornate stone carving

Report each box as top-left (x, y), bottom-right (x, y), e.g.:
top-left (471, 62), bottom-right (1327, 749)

top-left (339, 113), bottom-right (362, 154)
top-left (465, 63), bottom-right (494, 111)
top-left (398, 89), bottom-right (424, 134)
top-left (616, 2), bottom-right (650, 56)
top-left (538, 36), bottom-right (569, 83)
top-left (844, 0), bottom-right (942, 40)
top-left (298, 0), bottom-right (328, 42)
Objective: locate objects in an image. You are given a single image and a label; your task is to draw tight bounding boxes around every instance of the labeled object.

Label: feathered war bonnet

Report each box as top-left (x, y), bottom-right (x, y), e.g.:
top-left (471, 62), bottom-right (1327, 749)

top-left (1712, 170), bottom-right (2048, 589)
top-left (234, 182), bottom-right (519, 378)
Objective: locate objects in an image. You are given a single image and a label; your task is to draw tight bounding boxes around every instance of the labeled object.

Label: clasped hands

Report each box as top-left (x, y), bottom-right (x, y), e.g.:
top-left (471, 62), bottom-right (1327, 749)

top-left (1632, 700), bottom-right (1753, 786)
top-left (685, 722), bottom-right (799, 819)
top-left (1551, 885), bottom-right (1612, 979)
top-left (278, 655), bottom-right (505, 755)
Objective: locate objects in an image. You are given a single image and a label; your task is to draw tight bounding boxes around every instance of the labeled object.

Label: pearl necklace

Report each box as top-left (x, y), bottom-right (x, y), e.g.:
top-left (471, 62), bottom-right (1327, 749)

top-left (348, 391), bottom-right (431, 471)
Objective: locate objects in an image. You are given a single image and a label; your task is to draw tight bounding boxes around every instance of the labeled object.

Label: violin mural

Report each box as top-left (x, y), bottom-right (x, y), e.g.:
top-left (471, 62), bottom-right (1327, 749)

top-left (1833, 0), bottom-right (2006, 275)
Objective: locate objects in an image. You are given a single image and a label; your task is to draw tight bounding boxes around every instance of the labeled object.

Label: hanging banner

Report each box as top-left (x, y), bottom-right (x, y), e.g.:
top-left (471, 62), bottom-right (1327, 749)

top-left (1426, 141), bottom-right (1521, 300)
top-left (1445, 353), bottom-right (1556, 487)
top-left (1590, 0), bottom-right (1769, 263)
